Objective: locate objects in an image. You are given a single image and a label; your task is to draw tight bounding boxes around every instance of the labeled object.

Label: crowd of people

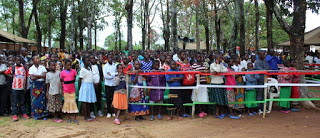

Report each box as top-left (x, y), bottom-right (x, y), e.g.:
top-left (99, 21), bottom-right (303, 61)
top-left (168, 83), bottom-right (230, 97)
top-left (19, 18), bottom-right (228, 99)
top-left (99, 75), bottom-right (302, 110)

top-left (0, 47), bottom-right (317, 125)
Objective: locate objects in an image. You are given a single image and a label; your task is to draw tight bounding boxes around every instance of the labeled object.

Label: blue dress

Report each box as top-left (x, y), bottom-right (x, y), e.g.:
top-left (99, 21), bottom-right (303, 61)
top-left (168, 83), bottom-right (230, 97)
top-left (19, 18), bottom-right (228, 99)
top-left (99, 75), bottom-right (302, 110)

top-left (129, 75), bottom-right (149, 116)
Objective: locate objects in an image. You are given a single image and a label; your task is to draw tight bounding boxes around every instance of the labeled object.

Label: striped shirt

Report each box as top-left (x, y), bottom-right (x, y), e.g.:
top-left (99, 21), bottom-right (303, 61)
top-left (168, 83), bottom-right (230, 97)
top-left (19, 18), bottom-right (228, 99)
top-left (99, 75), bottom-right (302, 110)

top-left (12, 66), bottom-right (27, 90)
top-left (192, 63), bottom-right (208, 83)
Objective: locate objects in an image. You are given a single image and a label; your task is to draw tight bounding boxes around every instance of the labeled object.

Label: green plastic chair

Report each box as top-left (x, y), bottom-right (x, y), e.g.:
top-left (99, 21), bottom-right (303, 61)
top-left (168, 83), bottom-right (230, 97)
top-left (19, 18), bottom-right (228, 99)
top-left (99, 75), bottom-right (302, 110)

top-left (143, 81), bottom-right (149, 100)
top-left (163, 83), bottom-right (169, 101)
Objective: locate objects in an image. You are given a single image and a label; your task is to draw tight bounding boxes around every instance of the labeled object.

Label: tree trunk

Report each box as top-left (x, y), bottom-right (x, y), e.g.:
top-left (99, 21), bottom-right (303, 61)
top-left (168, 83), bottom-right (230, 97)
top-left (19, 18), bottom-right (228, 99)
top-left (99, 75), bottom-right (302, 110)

top-left (203, 1), bottom-right (209, 54)
top-left (33, 0), bottom-right (41, 52)
top-left (160, 0), bottom-right (167, 51)
top-left (87, 0), bottom-right (95, 50)
top-left (254, 0), bottom-right (260, 52)
top-left (214, 2), bottom-right (220, 51)
top-left (94, 22), bottom-right (97, 50)
top-left (141, 0), bottom-right (147, 50)
top-left (48, 8), bottom-right (52, 49)
top-left (239, 0), bottom-right (245, 56)
top-left (266, 0), bottom-right (273, 54)
top-left (166, 0), bottom-right (170, 51)
top-left (75, 26), bottom-right (78, 51)
top-left (195, 4), bottom-right (200, 52)
top-left (115, 30), bottom-right (118, 51)
top-left (60, 0), bottom-right (68, 50)
top-left (170, 0), bottom-right (177, 50)
top-left (70, 0), bottom-right (75, 51)
top-left (17, 0), bottom-right (36, 47)
top-left (118, 25), bottom-right (121, 51)
top-left (126, 0), bottom-right (133, 50)
top-left (78, 0), bottom-right (83, 50)
top-left (231, 1), bottom-right (240, 54)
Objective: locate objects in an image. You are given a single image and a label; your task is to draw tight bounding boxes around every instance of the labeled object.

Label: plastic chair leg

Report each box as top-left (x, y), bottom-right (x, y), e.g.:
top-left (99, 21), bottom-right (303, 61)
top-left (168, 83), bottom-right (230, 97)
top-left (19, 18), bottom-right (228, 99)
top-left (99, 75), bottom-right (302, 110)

top-left (77, 101), bottom-right (82, 116)
top-left (268, 96), bottom-right (273, 112)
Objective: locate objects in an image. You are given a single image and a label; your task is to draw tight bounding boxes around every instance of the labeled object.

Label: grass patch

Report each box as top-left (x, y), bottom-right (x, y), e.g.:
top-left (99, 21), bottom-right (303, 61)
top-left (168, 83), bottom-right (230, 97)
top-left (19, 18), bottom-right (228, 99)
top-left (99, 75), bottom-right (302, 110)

top-left (0, 117), bottom-right (10, 127)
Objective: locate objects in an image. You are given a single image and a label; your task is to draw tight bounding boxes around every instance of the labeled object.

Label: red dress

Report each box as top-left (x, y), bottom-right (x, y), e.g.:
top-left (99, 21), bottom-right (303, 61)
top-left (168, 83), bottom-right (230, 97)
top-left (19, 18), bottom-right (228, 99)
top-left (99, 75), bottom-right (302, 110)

top-left (290, 67), bottom-right (300, 98)
top-left (123, 64), bottom-right (132, 74)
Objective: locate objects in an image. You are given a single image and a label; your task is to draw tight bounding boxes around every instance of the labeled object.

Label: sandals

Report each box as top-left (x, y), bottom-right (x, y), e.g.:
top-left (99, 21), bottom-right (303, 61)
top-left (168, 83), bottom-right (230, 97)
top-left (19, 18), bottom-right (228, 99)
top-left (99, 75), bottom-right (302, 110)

top-left (67, 119), bottom-right (72, 123)
top-left (166, 117), bottom-right (173, 121)
top-left (114, 119), bottom-right (121, 125)
top-left (53, 119), bottom-right (62, 123)
top-left (199, 113), bottom-right (205, 118)
top-left (74, 120), bottom-right (79, 123)
top-left (157, 114), bottom-right (162, 120)
top-left (214, 115), bottom-right (224, 119)
top-left (291, 108), bottom-right (300, 112)
top-left (249, 113), bottom-right (254, 116)
top-left (182, 114), bottom-right (191, 118)
top-left (229, 115), bottom-right (240, 119)
top-left (280, 110), bottom-right (291, 114)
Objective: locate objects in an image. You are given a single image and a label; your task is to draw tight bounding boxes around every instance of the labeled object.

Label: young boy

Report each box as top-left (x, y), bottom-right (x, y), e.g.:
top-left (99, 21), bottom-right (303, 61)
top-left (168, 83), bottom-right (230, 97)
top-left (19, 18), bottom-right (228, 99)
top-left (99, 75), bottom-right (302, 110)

top-left (0, 57), bottom-right (9, 116)
top-left (5, 56), bottom-right (30, 121)
top-left (90, 55), bottom-right (104, 117)
top-left (166, 61), bottom-right (184, 120)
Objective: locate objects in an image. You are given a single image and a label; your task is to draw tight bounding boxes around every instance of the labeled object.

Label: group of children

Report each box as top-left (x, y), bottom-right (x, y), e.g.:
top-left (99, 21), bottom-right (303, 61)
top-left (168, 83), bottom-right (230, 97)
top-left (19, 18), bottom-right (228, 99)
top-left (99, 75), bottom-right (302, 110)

top-left (0, 48), bottom-right (302, 125)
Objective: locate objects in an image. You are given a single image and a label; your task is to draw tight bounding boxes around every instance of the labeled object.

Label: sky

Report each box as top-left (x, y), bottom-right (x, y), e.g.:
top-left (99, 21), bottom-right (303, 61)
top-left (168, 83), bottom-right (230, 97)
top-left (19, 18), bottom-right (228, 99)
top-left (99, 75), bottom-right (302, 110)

top-left (96, 7), bottom-right (320, 48)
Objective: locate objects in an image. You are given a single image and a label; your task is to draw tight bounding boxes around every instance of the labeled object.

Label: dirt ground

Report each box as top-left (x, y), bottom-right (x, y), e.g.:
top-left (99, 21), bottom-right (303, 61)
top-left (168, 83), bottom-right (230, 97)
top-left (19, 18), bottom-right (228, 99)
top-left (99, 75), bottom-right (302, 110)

top-left (0, 87), bottom-right (319, 138)
top-left (0, 108), bottom-right (319, 138)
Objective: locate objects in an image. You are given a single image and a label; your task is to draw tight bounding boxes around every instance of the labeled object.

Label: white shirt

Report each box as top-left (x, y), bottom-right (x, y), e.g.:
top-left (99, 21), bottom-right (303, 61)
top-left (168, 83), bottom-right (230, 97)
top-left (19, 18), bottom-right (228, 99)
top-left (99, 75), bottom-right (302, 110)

top-left (210, 62), bottom-right (228, 84)
top-left (173, 54), bottom-right (180, 62)
top-left (91, 64), bottom-right (100, 83)
top-left (0, 64), bottom-right (7, 85)
top-left (240, 60), bottom-right (248, 69)
top-left (306, 56), bottom-right (314, 64)
top-left (232, 64), bottom-right (243, 72)
top-left (103, 62), bottom-right (117, 86)
top-left (79, 68), bottom-right (94, 83)
top-left (29, 65), bottom-right (47, 81)
top-left (314, 57), bottom-right (320, 69)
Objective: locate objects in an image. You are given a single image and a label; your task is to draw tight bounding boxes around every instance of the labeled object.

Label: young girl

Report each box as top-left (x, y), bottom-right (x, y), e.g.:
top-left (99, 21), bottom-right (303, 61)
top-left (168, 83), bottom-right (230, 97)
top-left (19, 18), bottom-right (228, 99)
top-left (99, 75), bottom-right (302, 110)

top-left (147, 60), bottom-right (166, 120)
top-left (166, 61), bottom-right (183, 120)
top-left (232, 57), bottom-right (245, 109)
top-left (290, 60), bottom-right (300, 111)
top-left (278, 60), bottom-right (293, 113)
top-left (112, 64), bottom-right (128, 125)
top-left (210, 55), bottom-right (228, 119)
top-left (245, 63), bottom-right (259, 116)
top-left (29, 56), bottom-right (49, 120)
top-left (225, 58), bottom-right (239, 119)
top-left (46, 61), bottom-right (62, 122)
top-left (79, 56), bottom-right (97, 121)
top-left (60, 59), bottom-right (79, 123)
top-left (129, 60), bottom-right (149, 121)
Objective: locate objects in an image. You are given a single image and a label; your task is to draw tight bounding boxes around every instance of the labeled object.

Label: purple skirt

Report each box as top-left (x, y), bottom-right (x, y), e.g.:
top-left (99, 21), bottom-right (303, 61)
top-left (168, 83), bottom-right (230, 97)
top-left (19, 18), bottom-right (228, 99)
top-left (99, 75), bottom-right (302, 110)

top-left (149, 89), bottom-right (164, 101)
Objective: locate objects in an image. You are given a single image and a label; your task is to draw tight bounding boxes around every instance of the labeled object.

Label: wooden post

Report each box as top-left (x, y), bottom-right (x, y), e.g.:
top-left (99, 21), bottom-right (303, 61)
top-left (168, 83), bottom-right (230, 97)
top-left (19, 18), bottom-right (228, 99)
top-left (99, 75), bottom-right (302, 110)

top-left (125, 74), bottom-right (129, 119)
top-left (263, 74), bottom-right (268, 118)
top-left (192, 74), bottom-right (200, 119)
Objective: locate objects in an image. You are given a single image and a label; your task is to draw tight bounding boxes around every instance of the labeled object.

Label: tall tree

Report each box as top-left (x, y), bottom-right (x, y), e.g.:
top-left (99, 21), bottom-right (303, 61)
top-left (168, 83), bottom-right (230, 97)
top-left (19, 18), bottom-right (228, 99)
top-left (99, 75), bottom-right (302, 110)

top-left (264, 0), bottom-right (319, 108)
top-left (17, 0), bottom-right (37, 46)
top-left (170, 0), bottom-right (178, 50)
top-left (265, 0), bottom-right (273, 53)
top-left (33, 0), bottom-right (41, 51)
top-left (59, 0), bottom-right (68, 49)
top-left (254, 0), bottom-right (259, 52)
top-left (194, 0), bottom-right (200, 51)
top-left (239, 0), bottom-right (245, 56)
top-left (86, 0), bottom-right (95, 50)
top-left (202, 0), bottom-right (210, 54)
top-left (126, 0), bottom-right (133, 50)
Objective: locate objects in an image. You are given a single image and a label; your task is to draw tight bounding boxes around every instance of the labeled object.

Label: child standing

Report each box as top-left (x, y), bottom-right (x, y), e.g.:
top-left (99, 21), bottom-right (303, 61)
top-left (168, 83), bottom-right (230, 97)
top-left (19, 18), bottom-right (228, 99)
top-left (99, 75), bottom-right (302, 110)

top-left (278, 60), bottom-right (293, 113)
top-left (209, 55), bottom-right (228, 119)
top-left (90, 55), bottom-right (103, 117)
top-left (290, 60), bottom-right (300, 111)
top-left (5, 57), bottom-right (30, 121)
top-left (166, 61), bottom-right (183, 120)
top-left (245, 63), bottom-right (259, 116)
top-left (232, 57), bottom-right (245, 109)
top-left (147, 60), bottom-right (166, 120)
top-left (225, 58), bottom-right (239, 119)
top-left (129, 60), bottom-right (149, 121)
top-left (112, 64), bottom-right (128, 125)
top-left (79, 56), bottom-right (97, 121)
top-left (46, 61), bottom-right (63, 123)
top-left (60, 59), bottom-right (79, 123)
top-left (29, 56), bottom-right (48, 120)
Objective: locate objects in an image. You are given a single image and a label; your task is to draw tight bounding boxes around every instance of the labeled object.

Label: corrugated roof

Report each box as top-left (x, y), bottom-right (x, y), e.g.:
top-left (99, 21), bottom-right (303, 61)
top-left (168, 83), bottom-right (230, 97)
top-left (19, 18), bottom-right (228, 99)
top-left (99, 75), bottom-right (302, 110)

top-left (278, 26), bottom-right (320, 46)
top-left (0, 29), bottom-right (37, 44)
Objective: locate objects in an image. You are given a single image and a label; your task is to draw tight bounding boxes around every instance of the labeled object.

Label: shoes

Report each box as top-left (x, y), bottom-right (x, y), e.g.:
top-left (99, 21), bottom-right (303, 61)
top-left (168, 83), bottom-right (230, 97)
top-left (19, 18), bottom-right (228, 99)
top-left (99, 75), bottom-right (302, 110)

top-left (229, 115), bottom-right (240, 119)
top-left (67, 119), bottom-right (72, 123)
top-left (201, 112), bottom-right (208, 116)
top-left (12, 115), bottom-right (19, 122)
top-left (182, 114), bottom-right (191, 118)
top-left (90, 112), bottom-right (96, 118)
top-left (150, 115), bottom-right (154, 121)
top-left (98, 110), bottom-right (103, 117)
top-left (107, 113), bottom-right (111, 118)
top-left (258, 109), bottom-right (263, 115)
top-left (74, 120), bottom-right (79, 123)
top-left (280, 110), bottom-right (291, 114)
top-left (53, 119), bottom-right (62, 123)
top-left (112, 113), bottom-right (116, 118)
top-left (214, 115), bottom-right (224, 119)
top-left (157, 114), bottom-right (162, 120)
top-left (22, 114), bottom-right (30, 119)
top-left (114, 119), bottom-right (120, 125)
top-left (199, 113), bottom-right (205, 118)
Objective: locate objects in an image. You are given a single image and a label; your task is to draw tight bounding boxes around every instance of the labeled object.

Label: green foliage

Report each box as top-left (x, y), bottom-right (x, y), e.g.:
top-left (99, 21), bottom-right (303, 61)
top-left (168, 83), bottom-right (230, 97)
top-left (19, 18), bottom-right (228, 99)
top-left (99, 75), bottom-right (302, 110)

top-left (104, 34), bottom-right (127, 50)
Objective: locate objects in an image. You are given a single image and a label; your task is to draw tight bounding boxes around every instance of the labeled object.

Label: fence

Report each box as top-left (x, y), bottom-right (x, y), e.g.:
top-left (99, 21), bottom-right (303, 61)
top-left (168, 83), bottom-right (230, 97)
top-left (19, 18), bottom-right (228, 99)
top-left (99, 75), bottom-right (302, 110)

top-left (126, 70), bottom-right (320, 118)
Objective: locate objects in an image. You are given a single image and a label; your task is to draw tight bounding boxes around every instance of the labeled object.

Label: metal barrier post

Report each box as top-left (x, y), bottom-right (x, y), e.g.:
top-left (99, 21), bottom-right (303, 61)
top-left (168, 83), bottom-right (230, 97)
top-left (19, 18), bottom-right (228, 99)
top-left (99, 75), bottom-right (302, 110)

top-left (192, 74), bottom-right (200, 118)
top-left (263, 74), bottom-right (268, 118)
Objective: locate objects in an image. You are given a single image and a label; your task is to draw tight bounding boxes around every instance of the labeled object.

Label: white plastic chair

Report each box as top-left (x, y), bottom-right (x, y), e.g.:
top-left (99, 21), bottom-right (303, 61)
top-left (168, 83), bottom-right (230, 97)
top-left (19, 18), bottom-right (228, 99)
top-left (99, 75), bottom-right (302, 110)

top-left (267, 78), bottom-right (280, 112)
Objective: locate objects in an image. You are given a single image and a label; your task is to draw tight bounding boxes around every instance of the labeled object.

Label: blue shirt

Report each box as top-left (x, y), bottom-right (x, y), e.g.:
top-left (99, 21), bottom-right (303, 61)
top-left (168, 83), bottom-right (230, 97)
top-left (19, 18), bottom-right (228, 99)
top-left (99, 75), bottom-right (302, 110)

top-left (254, 59), bottom-right (269, 83)
top-left (141, 60), bottom-right (153, 72)
top-left (166, 68), bottom-right (183, 87)
top-left (266, 55), bottom-right (282, 70)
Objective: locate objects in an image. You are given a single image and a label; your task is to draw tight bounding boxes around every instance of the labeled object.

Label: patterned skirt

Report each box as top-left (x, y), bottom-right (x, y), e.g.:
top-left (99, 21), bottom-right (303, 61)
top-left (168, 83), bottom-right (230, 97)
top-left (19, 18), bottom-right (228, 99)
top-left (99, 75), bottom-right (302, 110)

top-left (129, 86), bottom-right (149, 116)
top-left (235, 77), bottom-right (245, 108)
top-left (62, 93), bottom-right (79, 113)
top-left (226, 89), bottom-right (235, 108)
top-left (47, 94), bottom-right (62, 113)
top-left (209, 84), bottom-right (228, 106)
top-left (31, 81), bottom-right (49, 118)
